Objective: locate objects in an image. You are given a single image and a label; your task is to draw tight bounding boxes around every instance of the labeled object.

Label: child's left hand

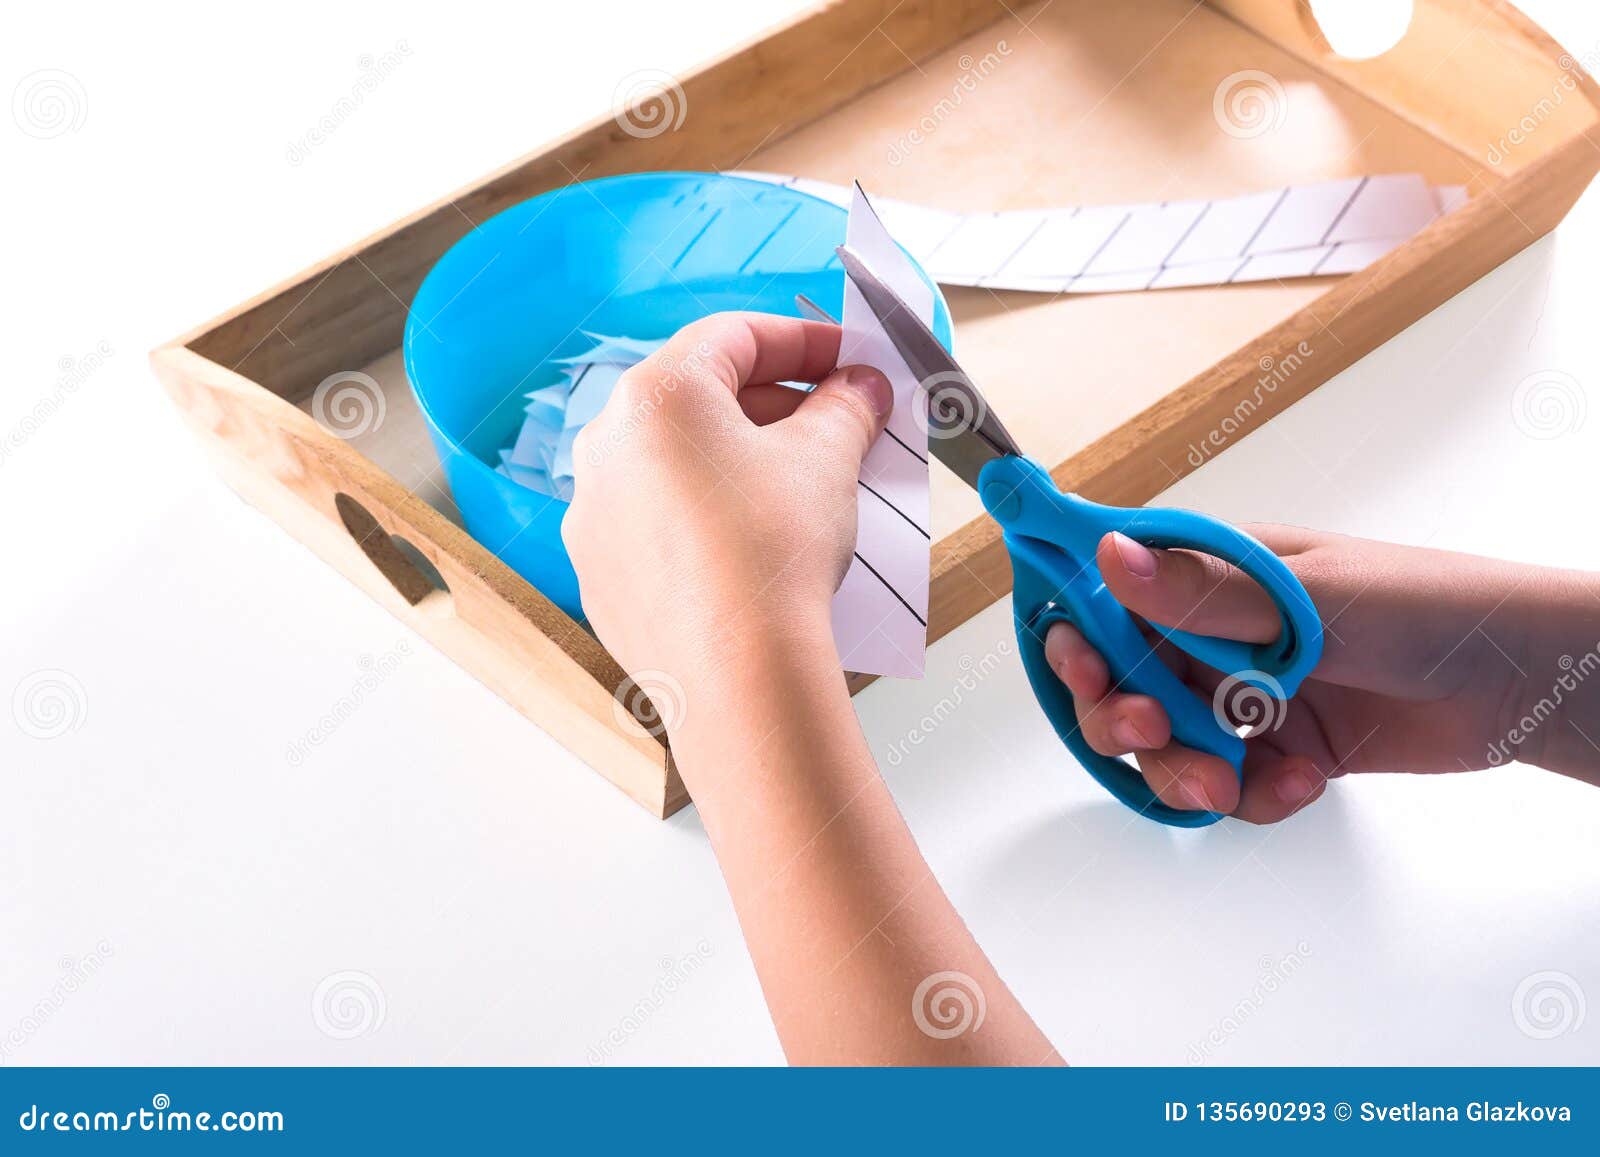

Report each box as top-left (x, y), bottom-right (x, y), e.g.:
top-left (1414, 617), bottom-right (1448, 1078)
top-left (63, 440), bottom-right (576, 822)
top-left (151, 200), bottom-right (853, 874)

top-left (562, 312), bottom-right (891, 707)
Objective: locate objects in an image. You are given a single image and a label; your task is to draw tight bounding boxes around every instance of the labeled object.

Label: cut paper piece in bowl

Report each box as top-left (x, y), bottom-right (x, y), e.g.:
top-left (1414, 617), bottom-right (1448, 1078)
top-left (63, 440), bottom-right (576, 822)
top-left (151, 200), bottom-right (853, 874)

top-left (408, 171), bottom-right (952, 659)
top-left (491, 187), bottom-right (938, 679)
top-left (734, 172), bottom-right (1467, 293)
top-left (496, 336), bottom-right (663, 502)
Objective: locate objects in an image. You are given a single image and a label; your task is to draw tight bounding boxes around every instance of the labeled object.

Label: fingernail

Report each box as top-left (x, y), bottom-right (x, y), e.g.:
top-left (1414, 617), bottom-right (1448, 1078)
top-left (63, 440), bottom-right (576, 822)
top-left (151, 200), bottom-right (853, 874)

top-left (1113, 532), bottom-right (1158, 579)
top-left (1112, 717), bottom-right (1153, 750)
top-left (1274, 768), bottom-right (1315, 805)
top-left (1178, 777), bottom-right (1215, 812)
top-left (842, 365), bottom-right (893, 417)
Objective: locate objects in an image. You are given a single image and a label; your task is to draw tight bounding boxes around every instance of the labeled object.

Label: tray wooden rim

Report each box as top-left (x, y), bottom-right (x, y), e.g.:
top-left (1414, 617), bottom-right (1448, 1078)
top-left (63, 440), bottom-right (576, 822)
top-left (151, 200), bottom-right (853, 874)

top-left (150, 0), bottom-right (1600, 816)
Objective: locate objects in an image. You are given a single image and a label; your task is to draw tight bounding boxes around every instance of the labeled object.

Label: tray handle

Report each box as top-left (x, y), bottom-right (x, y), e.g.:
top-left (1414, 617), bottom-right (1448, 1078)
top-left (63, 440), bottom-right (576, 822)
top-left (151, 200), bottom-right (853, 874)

top-left (333, 492), bottom-right (453, 612)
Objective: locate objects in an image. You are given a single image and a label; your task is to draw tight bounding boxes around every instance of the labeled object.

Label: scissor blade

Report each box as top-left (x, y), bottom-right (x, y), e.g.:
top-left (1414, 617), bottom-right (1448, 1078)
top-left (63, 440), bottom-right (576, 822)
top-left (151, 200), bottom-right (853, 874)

top-left (835, 244), bottom-right (1021, 491)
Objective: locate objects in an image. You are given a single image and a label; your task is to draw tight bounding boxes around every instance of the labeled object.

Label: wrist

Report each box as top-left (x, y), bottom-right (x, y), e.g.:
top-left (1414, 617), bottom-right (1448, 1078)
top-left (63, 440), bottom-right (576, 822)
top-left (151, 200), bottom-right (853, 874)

top-left (668, 602), bottom-right (848, 778)
top-left (671, 599), bottom-right (838, 724)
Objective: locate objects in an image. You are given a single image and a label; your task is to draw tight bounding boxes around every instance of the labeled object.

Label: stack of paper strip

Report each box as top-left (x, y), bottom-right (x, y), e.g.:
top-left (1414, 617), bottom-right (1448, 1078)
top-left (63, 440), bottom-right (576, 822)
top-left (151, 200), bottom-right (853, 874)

top-left (495, 333), bottom-right (664, 500)
top-left (734, 172), bottom-right (1468, 293)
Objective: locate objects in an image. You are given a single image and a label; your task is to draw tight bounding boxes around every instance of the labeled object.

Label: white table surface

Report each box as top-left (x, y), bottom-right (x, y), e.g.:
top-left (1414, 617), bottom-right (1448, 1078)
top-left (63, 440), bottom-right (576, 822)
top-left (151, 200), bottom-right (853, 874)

top-left (4, 0), bottom-right (1598, 1065)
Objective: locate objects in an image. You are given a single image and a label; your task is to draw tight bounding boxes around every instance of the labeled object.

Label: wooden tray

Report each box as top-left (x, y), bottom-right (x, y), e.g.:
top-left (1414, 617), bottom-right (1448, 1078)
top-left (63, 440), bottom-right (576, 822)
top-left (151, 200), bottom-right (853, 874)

top-left (151, 0), bottom-right (1600, 817)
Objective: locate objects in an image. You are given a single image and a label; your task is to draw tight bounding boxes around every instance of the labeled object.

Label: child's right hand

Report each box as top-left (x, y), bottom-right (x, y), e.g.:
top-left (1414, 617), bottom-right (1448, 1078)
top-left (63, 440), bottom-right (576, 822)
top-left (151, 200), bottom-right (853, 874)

top-left (1047, 527), bottom-right (1600, 823)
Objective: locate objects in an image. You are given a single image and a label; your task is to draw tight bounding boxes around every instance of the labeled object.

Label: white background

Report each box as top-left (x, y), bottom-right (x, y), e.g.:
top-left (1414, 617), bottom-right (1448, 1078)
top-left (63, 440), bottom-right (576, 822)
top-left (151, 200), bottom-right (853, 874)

top-left (3, 0), bottom-right (1598, 1065)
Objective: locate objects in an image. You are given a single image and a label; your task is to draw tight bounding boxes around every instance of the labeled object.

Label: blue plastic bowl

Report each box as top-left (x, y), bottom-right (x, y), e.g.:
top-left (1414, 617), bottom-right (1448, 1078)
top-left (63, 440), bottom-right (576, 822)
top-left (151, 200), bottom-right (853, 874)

top-left (404, 171), bottom-right (952, 621)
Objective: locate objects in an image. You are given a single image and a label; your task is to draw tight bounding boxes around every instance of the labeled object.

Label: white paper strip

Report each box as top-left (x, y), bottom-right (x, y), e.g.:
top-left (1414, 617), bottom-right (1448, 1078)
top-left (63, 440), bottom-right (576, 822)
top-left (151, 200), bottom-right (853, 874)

top-left (832, 185), bottom-right (934, 679)
top-left (733, 171), bottom-right (1464, 294)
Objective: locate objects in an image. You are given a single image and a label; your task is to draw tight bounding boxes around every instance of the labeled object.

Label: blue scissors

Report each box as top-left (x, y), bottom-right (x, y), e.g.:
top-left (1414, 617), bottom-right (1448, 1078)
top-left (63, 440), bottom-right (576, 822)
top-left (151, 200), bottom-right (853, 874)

top-left (836, 245), bottom-right (1324, 827)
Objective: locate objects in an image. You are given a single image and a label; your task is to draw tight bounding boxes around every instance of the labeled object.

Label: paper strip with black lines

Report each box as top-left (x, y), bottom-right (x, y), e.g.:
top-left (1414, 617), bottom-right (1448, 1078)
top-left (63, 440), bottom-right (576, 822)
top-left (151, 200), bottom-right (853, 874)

top-left (831, 184), bottom-right (935, 680)
top-left (735, 172), bottom-right (1467, 293)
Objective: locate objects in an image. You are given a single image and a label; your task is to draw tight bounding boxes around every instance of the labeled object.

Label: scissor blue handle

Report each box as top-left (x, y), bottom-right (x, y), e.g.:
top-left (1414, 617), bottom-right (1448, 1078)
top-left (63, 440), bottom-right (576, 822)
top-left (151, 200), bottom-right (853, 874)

top-left (979, 456), bottom-right (1324, 827)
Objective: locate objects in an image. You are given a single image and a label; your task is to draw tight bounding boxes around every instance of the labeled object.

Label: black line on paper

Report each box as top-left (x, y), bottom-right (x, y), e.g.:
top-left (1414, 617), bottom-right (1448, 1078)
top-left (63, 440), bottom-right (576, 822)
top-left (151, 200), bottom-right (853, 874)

top-left (859, 479), bottom-right (930, 539)
top-left (1078, 210), bottom-right (1131, 278)
top-left (1239, 187), bottom-right (1290, 257)
top-left (881, 426), bottom-right (928, 465)
top-left (853, 552), bottom-right (927, 626)
top-left (1160, 200), bottom-right (1210, 268)
top-left (1320, 177), bottom-right (1368, 245)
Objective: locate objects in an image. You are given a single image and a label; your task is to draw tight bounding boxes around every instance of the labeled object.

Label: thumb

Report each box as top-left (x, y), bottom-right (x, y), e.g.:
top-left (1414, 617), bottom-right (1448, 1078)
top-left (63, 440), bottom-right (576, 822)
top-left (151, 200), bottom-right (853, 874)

top-left (1096, 530), bottom-right (1282, 645)
top-left (792, 363), bottom-right (894, 466)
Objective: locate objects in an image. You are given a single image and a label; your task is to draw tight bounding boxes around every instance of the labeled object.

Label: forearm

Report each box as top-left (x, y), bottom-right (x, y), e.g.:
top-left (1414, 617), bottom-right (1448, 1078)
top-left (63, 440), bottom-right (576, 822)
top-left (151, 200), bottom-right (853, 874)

top-left (672, 610), bottom-right (1059, 1066)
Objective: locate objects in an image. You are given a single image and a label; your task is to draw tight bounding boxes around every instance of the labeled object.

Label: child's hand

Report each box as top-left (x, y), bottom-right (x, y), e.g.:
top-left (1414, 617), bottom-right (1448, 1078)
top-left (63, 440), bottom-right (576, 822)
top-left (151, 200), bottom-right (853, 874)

top-left (563, 312), bottom-right (891, 703)
top-left (1047, 528), bottom-right (1600, 823)
top-left (566, 312), bottom-right (1059, 1065)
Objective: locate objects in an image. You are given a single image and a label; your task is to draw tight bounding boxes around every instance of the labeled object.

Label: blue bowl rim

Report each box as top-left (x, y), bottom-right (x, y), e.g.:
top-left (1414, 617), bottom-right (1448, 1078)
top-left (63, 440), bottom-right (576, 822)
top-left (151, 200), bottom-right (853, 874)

top-left (402, 170), bottom-right (955, 514)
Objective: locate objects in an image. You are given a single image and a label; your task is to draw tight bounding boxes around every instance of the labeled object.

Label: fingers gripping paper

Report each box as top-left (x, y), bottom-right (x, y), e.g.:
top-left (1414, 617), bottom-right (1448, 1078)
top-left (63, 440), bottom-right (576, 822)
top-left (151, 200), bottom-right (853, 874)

top-left (832, 185), bottom-right (934, 679)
